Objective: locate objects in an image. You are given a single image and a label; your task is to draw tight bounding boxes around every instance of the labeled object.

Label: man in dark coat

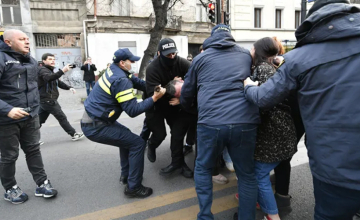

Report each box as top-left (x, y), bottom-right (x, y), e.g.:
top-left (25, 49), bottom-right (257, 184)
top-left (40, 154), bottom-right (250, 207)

top-left (38, 53), bottom-right (84, 141)
top-left (244, 1), bottom-right (360, 219)
top-left (145, 38), bottom-right (194, 179)
top-left (180, 24), bottom-right (260, 220)
top-left (0, 29), bottom-right (57, 205)
top-left (81, 57), bottom-right (97, 96)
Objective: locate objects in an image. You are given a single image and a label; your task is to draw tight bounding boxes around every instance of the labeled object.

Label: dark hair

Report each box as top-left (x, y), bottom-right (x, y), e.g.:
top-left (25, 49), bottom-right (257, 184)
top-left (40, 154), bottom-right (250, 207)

top-left (42, 53), bottom-right (54, 61)
top-left (253, 37), bottom-right (279, 66)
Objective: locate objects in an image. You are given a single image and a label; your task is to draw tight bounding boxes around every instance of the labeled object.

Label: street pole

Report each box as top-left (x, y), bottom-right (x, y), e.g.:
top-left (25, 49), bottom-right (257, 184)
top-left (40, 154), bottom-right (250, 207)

top-left (216, 0), bottom-right (221, 24)
top-left (301, 0), bottom-right (307, 22)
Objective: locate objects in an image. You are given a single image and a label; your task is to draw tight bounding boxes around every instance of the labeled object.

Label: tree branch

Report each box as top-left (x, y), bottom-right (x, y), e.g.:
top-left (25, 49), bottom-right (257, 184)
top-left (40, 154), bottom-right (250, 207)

top-left (167, 0), bottom-right (182, 11)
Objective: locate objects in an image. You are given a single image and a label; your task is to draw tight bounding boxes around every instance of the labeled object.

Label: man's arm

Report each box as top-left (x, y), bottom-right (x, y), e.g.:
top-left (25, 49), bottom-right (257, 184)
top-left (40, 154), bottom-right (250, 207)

top-left (38, 68), bottom-right (64, 83)
top-left (113, 78), bottom-right (154, 118)
top-left (57, 80), bottom-right (72, 90)
top-left (180, 63), bottom-right (197, 111)
top-left (130, 74), bottom-right (146, 92)
top-left (244, 63), bottom-right (298, 108)
top-left (80, 65), bottom-right (86, 70)
top-left (91, 64), bottom-right (97, 71)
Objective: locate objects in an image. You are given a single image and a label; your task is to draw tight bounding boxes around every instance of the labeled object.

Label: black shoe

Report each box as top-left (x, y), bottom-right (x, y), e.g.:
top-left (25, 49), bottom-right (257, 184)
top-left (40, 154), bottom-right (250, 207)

top-left (183, 145), bottom-right (193, 156)
top-left (181, 163), bottom-right (194, 178)
top-left (159, 164), bottom-right (181, 176)
top-left (275, 193), bottom-right (291, 209)
top-left (120, 175), bottom-right (128, 185)
top-left (147, 146), bottom-right (156, 163)
top-left (233, 212), bottom-right (238, 220)
top-left (124, 184), bottom-right (153, 198)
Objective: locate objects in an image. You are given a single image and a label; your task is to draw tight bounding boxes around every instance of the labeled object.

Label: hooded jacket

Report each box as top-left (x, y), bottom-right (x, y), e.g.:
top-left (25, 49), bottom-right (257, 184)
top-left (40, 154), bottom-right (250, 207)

top-left (0, 37), bottom-right (39, 125)
top-left (245, 3), bottom-right (360, 190)
top-left (145, 55), bottom-right (191, 115)
top-left (38, 65), bottom-right (72, 102)
top-left (180, 32), bottom-right (260, 125)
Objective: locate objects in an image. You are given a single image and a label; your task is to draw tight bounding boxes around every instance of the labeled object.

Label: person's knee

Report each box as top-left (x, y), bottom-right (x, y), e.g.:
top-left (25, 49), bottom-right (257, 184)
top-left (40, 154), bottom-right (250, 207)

top-left (1, 151), bottom-right (19, 163)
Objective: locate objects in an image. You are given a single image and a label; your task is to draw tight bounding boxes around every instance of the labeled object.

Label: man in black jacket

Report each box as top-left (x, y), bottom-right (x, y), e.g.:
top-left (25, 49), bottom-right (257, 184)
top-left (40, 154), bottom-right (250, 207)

top-left (80, 57), bottom-right (97, 96)
top-left (145, 38), bottom-right (195, 178)
top-left (0, 29), bottom-right (57, 205)
top-left (38, 53), bottom-right (84, 142)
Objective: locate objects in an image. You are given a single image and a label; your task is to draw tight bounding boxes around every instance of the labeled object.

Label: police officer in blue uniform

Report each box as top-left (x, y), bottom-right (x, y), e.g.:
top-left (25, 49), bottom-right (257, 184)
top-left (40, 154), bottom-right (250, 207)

top-left (81, 48), bottom-right (166, 198)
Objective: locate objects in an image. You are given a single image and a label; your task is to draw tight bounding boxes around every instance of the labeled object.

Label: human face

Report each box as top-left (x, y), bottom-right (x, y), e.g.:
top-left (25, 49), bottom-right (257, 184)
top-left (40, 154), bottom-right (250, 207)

top-left (250, 47), bottom-right (255, 60)
top-left (120, 59), bottom-right (133, 71)
top-left (165, 52), bottom-right (177, 59)
top-left (87, 58), bottom-right (92, 64)
top-left (5, 32), bottom-right (30, 55)
top-left (43, 56), bottom-right (55, 67)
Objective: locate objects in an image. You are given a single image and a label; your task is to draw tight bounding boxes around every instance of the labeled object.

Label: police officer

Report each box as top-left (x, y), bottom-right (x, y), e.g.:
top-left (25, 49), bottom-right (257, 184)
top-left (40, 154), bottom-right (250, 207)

top-left (145, 38), bottom-right (194, 178)
top-left (81, 48), bottom-right (165, 198)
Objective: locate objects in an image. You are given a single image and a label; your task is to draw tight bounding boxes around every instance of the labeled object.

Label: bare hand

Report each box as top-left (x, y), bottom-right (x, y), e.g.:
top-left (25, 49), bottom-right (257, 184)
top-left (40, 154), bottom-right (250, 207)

top-left (174, 76), bottom-right (183, 82)
top-left (70, 88), bottom-right (76, 94)
top-left (244, 77), bottom-right (259, 87)
top-left (152, 86), bottom-right (166, 102)
top-left (273, 56), bottom-right (284, 67)
top-left (62, 64), bottom-right (71, 73)
top-left (169, 98), bottom-right (180, 106)
top-left (84, 61), bottom-right (88, 64)
top-left (7, 107), bottom-right (29, 120)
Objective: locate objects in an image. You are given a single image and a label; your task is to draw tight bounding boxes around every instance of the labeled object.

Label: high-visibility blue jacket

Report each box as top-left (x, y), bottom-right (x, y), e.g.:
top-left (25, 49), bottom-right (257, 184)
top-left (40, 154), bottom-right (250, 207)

top-left (84, 63), bottom-right (153, 123)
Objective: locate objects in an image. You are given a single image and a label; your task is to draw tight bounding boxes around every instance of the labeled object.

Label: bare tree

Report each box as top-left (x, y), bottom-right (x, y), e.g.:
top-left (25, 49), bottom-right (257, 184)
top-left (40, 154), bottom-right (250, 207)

top-left (138, 0), bottom-right (183, 79)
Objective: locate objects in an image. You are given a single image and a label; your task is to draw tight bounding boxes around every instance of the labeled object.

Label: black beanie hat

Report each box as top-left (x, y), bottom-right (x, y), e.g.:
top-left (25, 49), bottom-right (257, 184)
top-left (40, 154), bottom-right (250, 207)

top-left (307, 0), bottom-right (350, 18)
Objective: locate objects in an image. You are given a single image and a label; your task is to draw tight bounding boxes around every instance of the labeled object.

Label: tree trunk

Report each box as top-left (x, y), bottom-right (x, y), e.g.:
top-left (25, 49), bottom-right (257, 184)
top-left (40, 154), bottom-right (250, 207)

top-left (138, 0), bottom-right (171, 79)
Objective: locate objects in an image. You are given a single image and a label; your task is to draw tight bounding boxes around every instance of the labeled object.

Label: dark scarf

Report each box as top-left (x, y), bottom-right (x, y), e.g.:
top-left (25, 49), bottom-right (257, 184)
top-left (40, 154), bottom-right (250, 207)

top-left (160, 54), bottom-right (177, 69)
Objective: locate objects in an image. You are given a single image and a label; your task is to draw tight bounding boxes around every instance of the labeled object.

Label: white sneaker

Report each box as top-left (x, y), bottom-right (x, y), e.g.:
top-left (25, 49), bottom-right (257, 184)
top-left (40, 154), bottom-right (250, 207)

top-left (71, 132), bottom-right (84, 141)
top-left (212, 174), bottom-right (229, 184)
top-left (225, 162), bottom-right (235, 172)
top-left (39, 141), bottom-right (44, 146)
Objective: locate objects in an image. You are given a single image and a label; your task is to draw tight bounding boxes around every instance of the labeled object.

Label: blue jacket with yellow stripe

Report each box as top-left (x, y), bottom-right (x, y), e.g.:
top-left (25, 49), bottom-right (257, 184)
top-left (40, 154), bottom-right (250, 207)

top-left (84, 63), bottom-right (154, 123)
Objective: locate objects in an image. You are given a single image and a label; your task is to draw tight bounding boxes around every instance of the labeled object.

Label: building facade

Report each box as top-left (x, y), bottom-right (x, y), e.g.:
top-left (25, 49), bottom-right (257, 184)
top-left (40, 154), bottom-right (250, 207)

top-left (230, 0), bottom-right (314, 50)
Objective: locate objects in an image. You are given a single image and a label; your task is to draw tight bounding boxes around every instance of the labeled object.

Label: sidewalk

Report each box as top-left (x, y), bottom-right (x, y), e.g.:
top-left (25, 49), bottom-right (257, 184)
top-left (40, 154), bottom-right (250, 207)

top-left (57, 87), bottom-right (87, 111)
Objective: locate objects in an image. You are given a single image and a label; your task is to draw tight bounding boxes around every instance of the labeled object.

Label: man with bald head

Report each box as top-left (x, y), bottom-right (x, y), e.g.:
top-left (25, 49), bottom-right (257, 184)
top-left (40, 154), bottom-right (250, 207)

top-left (0, 29), bottom-right (57, 204)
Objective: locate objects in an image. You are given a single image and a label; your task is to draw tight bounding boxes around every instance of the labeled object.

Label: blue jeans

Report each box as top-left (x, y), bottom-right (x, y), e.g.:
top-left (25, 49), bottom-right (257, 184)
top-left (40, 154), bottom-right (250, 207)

top-left (81, 121), bottom-right (146, 190)
top-left (313, 177), bottom-right (360, 220)
top-left (255, 161), bottom-right (280, 215)
top-left (195, 124), bottom-right (258, 220)
top-left (85, 81), bottom-right (95, 96)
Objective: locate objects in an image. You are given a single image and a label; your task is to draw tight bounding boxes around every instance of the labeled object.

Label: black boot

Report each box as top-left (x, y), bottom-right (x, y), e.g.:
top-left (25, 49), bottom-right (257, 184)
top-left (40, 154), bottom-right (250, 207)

top-left (159, 164), bottom-right (181, 176)
top-left (181, 163), bottom-right (193, 178)
top-left (147, 144), bottom-right (156, 163)
top-left (275, 193), bottom-right (291, 209)
top-left (119, 175), bottom-right (128, 185)
top-left (124, 185), bottom-right (153, 198)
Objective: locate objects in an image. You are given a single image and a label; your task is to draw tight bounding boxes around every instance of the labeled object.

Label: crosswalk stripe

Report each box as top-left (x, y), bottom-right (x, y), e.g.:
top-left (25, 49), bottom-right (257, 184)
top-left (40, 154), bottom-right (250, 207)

top-left (63, 177), bottom-right (237, 220)
top-left (147, 194), bottom-right (238, 220)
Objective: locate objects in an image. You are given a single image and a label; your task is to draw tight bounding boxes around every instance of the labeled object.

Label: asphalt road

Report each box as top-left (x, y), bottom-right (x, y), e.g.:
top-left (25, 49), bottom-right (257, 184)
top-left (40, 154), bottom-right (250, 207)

top-left (0, 88), bottom-right (314, 220)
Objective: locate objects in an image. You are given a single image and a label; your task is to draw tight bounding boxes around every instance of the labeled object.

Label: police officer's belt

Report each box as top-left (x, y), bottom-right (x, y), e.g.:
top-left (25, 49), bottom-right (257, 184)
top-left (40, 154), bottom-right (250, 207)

top-left (81, 111), bottom-right (106, 127)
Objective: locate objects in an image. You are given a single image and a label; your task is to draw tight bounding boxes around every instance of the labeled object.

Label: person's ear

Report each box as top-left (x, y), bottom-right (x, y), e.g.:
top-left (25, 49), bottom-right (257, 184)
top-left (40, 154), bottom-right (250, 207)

top-left (4, 39), bottom-right (11, 46)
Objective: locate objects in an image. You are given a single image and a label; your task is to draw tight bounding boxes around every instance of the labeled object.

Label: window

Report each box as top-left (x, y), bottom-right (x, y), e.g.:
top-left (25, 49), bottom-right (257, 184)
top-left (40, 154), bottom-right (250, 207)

top-left (35, 34), bottom-right (81, 48)
top-left (275, 9), bottom-right (282, 28)
top-left (0, 0), bottom-right (22, 25)
top-left (196, 0), bottom-right (208, 22)
top-left (254, 8), bottom-right (261, 28)
top-left (295, 11), bottom-right (301, 28)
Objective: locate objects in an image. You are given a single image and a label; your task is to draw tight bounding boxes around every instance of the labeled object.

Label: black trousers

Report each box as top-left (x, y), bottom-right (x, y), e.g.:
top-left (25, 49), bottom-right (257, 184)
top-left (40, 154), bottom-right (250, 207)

top-left (0, 116), bottom-right (47, 190)
top-left (274, 91), bottom-right (305, 195)
top-left (39, 100), bottom-right (76, 136)
top-left (185, 121), bottom-right (196, 146)
top-left (146, 109), bottom-right (197, 166)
